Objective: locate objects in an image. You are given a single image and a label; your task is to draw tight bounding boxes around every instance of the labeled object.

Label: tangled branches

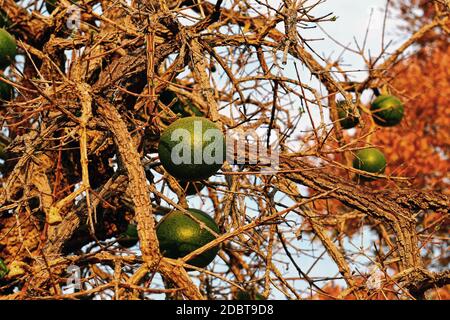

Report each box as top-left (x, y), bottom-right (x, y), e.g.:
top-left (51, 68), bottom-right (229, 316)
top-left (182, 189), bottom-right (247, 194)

top-left (0, 0), bottom-right (448, 300)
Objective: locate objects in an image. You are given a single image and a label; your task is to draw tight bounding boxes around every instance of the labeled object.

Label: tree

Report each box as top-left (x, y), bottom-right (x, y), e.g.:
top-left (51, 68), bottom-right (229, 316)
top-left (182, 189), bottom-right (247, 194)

top-left (0, 0), bottom-right (448, 300)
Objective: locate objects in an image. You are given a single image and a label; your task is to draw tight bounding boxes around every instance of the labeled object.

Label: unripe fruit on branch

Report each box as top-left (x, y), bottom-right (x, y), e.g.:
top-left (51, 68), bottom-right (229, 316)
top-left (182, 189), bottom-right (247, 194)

top-left (158, 117), bottom-right (225, 181)
top-left (370, 95), bottom-right (404, 127)
top-left (352, 147), bottom-right (387, 180)
top-left (336, 100), bottom-right (359, 129)
top-left (156, 209), bottom-right (220, 268)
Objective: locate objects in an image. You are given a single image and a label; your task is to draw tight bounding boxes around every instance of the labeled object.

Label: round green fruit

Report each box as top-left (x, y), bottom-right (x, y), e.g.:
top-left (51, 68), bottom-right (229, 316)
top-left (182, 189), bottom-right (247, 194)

top-left (156, 208), bottom-right (220, 268)
top-left (0, 28), bottom-right (16, 70)
top-left (370, 95), bottom-right (404, 127)
top-left (0, 78), bottom-right (13, 101)
top-left (352, 147), bottom-right (386, 179)
top-left (117, 223), bottom-right (139, 248)
top-left (158, 117), bottom-right (225, 181)
top-left (336, 100), bottom-right (359, 129)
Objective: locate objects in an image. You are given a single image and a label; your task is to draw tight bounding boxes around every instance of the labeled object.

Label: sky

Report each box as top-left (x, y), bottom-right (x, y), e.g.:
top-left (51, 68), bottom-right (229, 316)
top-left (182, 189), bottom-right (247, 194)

top-left (299, 0), bottom-right (405, 77)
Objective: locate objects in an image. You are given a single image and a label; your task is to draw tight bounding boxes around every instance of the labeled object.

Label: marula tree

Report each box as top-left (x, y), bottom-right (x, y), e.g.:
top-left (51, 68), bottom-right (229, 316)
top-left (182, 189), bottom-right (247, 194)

top-left (0, 0), bottom-right (448, 300)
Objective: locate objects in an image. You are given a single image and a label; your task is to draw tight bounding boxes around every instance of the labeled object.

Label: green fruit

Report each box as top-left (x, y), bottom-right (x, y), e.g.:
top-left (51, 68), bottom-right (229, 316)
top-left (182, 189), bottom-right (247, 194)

top-left (336, 100), bottom-right (359, 129)
top-left (158, 117), bottom-right (225, 181)
top-left (0, 28), bottom-right (16, 70)
top-left (370, 95), bottom-right (404, 127)
top-left (117, 223), bottom-right (138, 248)
top-left (0, 78), bottom-right (13, 101)
top-left (0, 259), bottom-right (8, 279)
top-left (352, 147), bottom-right (386, 179)
top-left (235, 290), bottom-right (266, 300)
top-left (156, 208), bottom-right (220, 268)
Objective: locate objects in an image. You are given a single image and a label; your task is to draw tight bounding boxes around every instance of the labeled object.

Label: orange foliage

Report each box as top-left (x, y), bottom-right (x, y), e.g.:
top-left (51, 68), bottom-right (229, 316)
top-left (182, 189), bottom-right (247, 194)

top-left (374, 44), bottom-right (450, 193)
top-left (426, 285), bottom-right (450, 300)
